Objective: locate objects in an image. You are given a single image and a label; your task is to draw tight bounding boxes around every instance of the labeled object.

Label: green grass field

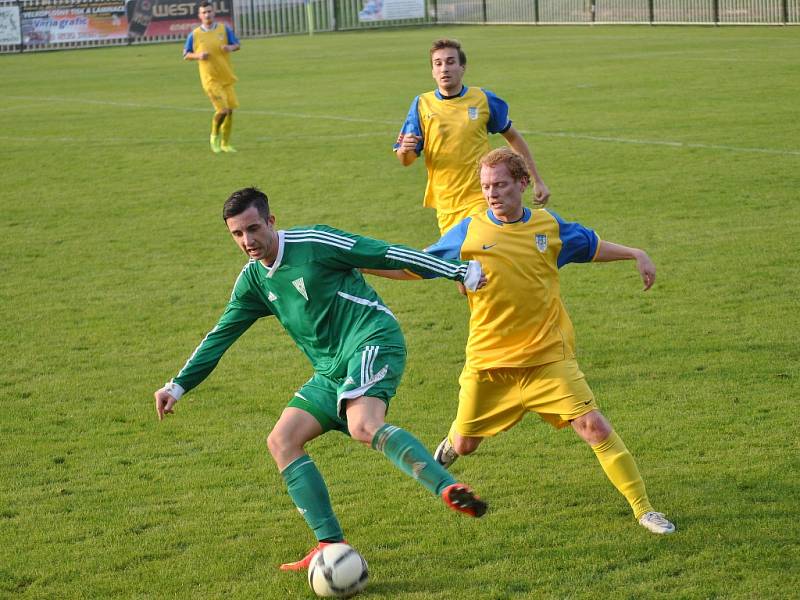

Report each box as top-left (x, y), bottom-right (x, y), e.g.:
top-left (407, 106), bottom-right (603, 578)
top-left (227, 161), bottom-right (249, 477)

top-left (2, 24), bottom-right (799, 599)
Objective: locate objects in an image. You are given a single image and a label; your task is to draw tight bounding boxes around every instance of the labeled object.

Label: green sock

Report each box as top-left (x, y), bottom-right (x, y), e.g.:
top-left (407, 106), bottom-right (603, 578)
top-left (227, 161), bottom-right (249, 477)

top-left (372, 424), bottom-right (456, 496)
top-left (281, 455), bottom-right (343, 542)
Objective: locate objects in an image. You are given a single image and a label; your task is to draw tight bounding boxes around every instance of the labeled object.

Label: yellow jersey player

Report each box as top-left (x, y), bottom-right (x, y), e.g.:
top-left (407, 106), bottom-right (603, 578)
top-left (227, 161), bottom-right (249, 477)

top-left (425, 147), bottom-right (675, 534)
top-left (376, 147), bottom-right (675, 534)
top-left (394, 39), bottom-right (550, 235)
top-left (183, 0), bottom-right (240, 153)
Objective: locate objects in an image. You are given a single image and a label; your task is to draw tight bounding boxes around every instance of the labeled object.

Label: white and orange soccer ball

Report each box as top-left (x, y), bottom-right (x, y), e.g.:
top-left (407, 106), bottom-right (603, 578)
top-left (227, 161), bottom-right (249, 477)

top-left (307, 543), bottom-right (369, 598)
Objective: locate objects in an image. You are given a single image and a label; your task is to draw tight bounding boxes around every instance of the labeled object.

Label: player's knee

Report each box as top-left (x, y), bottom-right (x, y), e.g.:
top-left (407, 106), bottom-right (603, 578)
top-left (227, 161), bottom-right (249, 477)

top-left (347, 419), bottom-right (379, 444)
top-left (572, 410), bottom-right (612, 444)
top-left (452, 435), bottom-right (481, 456)
top-left (266, 428), bottom-right (297, 460)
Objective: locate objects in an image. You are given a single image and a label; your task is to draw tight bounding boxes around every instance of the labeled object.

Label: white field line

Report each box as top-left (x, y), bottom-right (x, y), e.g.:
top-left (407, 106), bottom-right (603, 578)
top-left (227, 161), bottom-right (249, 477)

top-left (517, 130), bottom-right (800, 157)
top-left (5, 95), bottom-right (800, 157)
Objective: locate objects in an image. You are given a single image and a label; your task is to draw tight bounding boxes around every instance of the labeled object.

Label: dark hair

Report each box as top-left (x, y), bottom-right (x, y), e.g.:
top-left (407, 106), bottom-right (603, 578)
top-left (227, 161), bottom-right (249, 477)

top-left (198, 0), bottom-right (212, 11)
top-left (430, 39), bottom-right (466, 67)
top-left (223, 187), bottom-right (270, 222)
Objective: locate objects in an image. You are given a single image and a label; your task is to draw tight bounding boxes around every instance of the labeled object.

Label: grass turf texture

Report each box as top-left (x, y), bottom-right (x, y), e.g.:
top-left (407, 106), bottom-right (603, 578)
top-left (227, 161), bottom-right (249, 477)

top-left (2, 25), bottom-right (799, 599)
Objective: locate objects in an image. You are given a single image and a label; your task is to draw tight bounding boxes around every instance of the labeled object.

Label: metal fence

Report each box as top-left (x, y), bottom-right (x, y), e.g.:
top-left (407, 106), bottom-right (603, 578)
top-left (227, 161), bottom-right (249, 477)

top-left (433, 0), bottom-right (800, 23)
top-left (2, 0), bottom-right (798, 54)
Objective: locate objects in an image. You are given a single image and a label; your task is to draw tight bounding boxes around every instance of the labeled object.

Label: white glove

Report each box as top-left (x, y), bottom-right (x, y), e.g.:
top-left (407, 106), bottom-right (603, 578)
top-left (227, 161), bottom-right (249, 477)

top-left (462, 260), bottom-right (484, 292)
top-left (161, 380), bottom-right (185, 401)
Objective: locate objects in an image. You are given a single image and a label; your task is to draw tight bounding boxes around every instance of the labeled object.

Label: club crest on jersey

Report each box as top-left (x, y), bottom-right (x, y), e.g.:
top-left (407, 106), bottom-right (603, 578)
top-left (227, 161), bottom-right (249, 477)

top-left (292, 277), bottom-right (308, 301)
top-left (535, 233), bottom-right (548, 253)
top-left (467, 107), bottom-right (478, 120)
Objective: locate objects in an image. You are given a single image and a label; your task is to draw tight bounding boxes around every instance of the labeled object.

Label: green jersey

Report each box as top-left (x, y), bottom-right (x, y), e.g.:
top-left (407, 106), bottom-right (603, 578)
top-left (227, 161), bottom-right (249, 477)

top-left (172, 225), bottom-right (474, 394)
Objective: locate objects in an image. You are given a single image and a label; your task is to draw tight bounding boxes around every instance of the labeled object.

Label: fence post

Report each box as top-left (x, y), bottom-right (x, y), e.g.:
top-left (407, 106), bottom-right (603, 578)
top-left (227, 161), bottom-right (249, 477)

top-left (712, 0), bottom-right (719, 24)
top-left (306, 0), bottom-right (314, 35)
top-left (781, 0), bottom-right (788, 23)
top-left (534, 0), bottom-right (539, 24)
top-left (647, 0), bottom-right (654, 23)
top-left (482, 0), bottom-right (487, 23)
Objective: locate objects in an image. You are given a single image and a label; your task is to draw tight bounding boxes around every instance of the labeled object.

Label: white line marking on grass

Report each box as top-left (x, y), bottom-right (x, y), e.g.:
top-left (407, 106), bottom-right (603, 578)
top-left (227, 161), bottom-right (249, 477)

top-left (518, 130), bottom-right (800, 157)
top-left (6, 95), bottom-right (800, 157)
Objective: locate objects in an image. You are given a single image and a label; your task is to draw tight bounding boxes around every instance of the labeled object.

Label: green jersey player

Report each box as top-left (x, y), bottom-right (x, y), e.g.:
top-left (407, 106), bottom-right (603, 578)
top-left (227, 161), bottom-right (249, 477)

top-left (154, 187), bottom-right (488, 571)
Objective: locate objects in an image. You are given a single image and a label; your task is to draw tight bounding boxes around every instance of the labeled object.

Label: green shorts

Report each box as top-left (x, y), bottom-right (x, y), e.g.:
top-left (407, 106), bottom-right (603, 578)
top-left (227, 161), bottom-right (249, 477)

top-left (287, 344), bottom-right (407, 433)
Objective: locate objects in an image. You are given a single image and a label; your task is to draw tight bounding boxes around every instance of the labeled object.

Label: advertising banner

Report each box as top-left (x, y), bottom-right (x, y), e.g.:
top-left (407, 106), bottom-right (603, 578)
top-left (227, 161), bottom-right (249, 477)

top-left (21, 1), bottom-right (127, 45)
top-left (358, 0), bottom-right (424, 22)
top-left (126, 0), bottom-right (233, 38)
top-left (18, 0), bottom-right (233, 46)
top-left (0, 5), bottom-right (22, 44)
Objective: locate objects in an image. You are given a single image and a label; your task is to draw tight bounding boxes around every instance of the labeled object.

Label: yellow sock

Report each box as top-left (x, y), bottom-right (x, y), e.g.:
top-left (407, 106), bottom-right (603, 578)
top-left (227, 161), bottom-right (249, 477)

top-left (220, 112), bottom-right (233, 145)
top-left (591, 431), bottom-right (653, 520)
top-left (211, 113), bottom-right (224, 137)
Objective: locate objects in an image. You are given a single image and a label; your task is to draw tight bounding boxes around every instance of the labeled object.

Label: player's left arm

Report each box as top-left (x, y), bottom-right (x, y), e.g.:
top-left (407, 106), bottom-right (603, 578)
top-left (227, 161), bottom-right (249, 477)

top-left (484, 89), bottom-right (551, 206)
top-left (318, 226), bottom-right (485, 291)
top-left (500, 126), bottom-right (550, 207)
top-left (553, 210), bottom-right (655, 292)
top-left (363, 219), bottom-right (485, 292)
top-left (593, 241), bottom-right (656, 291)
top-left (223, 25), bottom-right (240, 52)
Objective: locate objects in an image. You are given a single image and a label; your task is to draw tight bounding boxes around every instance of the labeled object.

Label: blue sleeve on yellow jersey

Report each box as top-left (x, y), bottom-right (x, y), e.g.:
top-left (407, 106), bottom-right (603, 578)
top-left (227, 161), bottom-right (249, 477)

top-left (183, 32), bottom-right (193, 54)
top-left (548, 210), bottom-right (599, 267)
top-left (483, 89), bottom-right (511, 134)
top-left (424, 217), bottom-right (472, 261)
top-left (393, 96), bottom-right (424, 154)
top-left (225, 24), bottom-right (240, 45)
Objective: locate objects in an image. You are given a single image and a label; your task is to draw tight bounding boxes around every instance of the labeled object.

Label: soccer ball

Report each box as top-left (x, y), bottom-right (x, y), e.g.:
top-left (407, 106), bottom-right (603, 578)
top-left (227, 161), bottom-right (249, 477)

top-left (308, 543), bottom-right (369, 598)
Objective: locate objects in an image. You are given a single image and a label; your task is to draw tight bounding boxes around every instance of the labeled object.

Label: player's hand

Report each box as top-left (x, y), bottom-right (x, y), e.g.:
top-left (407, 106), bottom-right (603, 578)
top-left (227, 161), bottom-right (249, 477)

top-left (635, 251), bottom-right (656, 291)
top-left (532, 180), bottom-right (551, 207)
top-left (198, 51), bottom-right (209, 60)
top-left (398, 134), bottom-right (422, 154)
top-left (154, 388), bottom-right (178, 421)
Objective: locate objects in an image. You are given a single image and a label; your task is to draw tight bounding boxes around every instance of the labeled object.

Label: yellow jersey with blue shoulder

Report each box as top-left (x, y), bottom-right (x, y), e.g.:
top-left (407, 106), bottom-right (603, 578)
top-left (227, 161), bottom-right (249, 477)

top-left (425, 207), bottom-right (601, 370)
top-left (183, 22), bottom-right (239, 91)
top-left (394, 86), bottom-right (511, 223)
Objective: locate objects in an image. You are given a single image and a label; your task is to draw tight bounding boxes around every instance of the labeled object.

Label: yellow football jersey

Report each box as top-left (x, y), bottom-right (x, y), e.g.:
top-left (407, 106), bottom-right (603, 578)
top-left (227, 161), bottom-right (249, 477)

top-left (426, 208), bottom-right (600, 370)
top-left (184, 23), bottom-right (239, 91)
top-left (395, 86), bottom-right (512, 218)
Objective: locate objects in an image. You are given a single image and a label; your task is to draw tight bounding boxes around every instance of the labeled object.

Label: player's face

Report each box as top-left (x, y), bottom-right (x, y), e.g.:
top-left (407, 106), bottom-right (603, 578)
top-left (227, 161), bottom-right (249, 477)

top-left (198, 5), bottom-right (215, 26)
top-left (480, 163), bottom-right (528, 223)
top-left (431, 48), bottom-right (465, 95)
top-left (226, 206), bottom-right (278, 264)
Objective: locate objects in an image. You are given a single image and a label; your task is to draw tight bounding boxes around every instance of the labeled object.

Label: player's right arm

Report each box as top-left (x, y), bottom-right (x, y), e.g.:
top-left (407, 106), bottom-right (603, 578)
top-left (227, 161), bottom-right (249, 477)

top-left (154, 303), bottom-right (262, 420)
top-left (182, 31), bottom-right (208, 60)
top-left (154, 268), bottom-right (271, 420)
top-left (393, 97), bottom-right (424, 166)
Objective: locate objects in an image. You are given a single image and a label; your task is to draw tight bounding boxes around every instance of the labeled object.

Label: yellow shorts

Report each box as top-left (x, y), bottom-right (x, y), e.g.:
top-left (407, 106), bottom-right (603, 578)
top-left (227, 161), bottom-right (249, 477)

top-left (454, 359), bottom-right (598, 437)
top-left (435, 199), bottom-right (486, 235)
top-left (205, 83), bottom-right (239, 112)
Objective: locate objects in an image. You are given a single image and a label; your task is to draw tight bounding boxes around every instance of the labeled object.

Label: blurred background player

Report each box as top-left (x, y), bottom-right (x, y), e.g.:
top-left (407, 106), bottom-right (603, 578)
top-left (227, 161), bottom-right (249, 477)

top-left (426, 148), bottom-right (674, 535)
top-left (153, 187), bottom-right (488, 571)
top-left (394, 38), bottom-right (550, 235)
top-left (183, 0), bottom-right (240, 153)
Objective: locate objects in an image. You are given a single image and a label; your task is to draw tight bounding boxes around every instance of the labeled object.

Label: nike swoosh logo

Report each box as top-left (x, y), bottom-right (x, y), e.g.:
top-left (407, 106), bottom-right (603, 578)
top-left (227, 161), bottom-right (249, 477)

top-left (482, 243), bottom-right (497, 250)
